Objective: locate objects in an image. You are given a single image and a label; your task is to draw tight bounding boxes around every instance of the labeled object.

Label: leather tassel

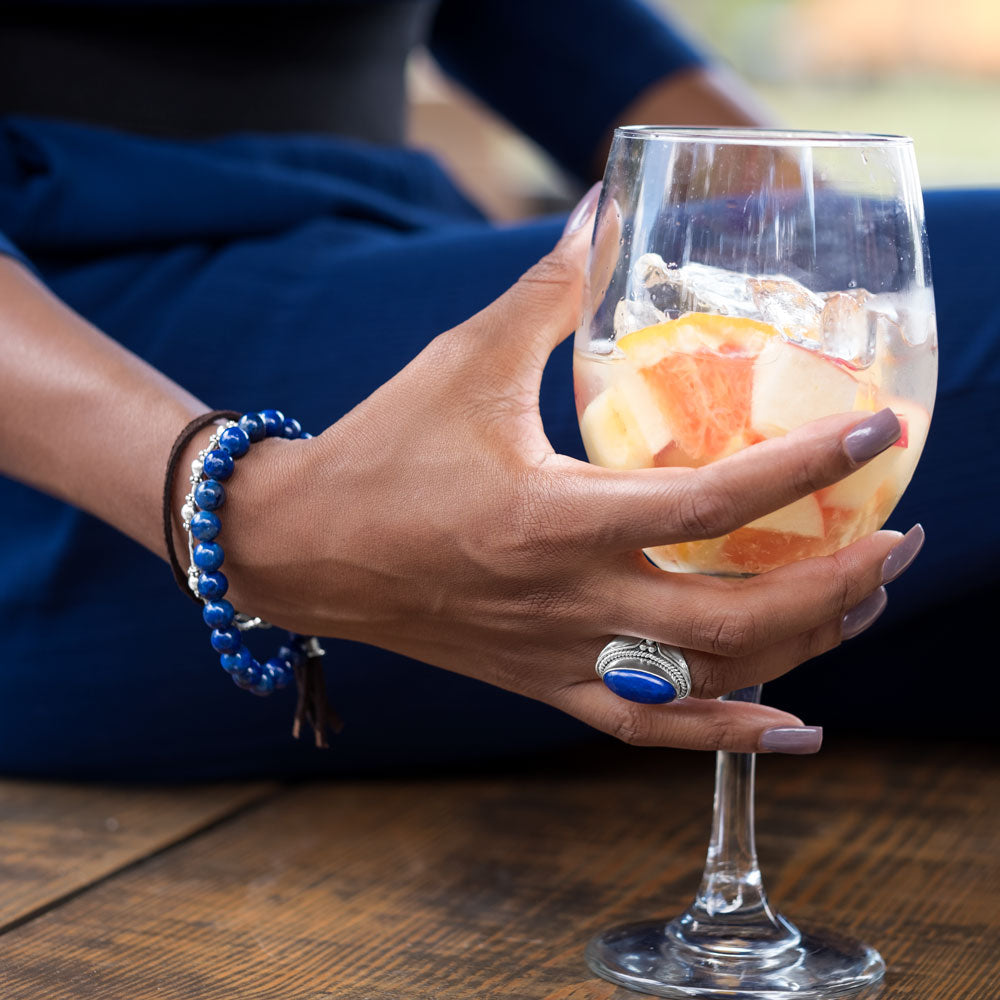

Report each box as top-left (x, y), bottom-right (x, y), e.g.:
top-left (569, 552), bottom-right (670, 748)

top-left (291, 638), bottom-right (342, 748)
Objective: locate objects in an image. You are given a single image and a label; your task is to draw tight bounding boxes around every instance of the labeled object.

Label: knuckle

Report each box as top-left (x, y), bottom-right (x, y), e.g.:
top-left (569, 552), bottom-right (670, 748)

top-left (672, 477), bottom-right (739, 540)
top-left (787, 449), bottom-right (833, 499)
top-left (696, 713), bottom-right (746, 753)
top-left (520, 251), bottom-right (581, 298)
top-left (827, 551), bottom-right (869, 617)
top-left (688, 657), bottom-right (731, 700)
top-left (698, 605), bottom-right (760, 657)
top-left (607, 703), bottom-right (652, 746)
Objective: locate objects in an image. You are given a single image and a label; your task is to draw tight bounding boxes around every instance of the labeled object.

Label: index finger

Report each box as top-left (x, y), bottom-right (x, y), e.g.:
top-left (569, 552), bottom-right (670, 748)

top-left (563, 408), bottom-right (901, 553)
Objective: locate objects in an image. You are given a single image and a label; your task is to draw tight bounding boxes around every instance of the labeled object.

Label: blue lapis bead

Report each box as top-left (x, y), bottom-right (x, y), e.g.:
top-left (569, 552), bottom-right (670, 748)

top-left (211, 628), bottom-right (242, 653)
top-left (197, 571), bottom-right (228, 599)
top-left (194, 479), bottom-right (226, 511)
top-left (233, 659), bottom-right (262, 689)
top-left (220, 645), bottom-right (251, 674)
top-left (193, 541), bottom-right (224, 571)
top-left (252, 663), bottom-right (278, 696)
top-left (260, 409), bottom-right (285, 437)
top-left (238, 412), bottom-right (266, 443)
top-left (281, 417), bottom-right (302, 439)
top-left (193, 541), bottom-right (225, 571)
top-left (602, 668), bottom-right (677, 705)
top-left (203, 599), bottom-right (234, 628)
top-left (203, 448), bottom-right (234, 480)
top-left (219, 426), bottom-right (250, 458)
top-left (277, 644), bottom-right (303, 669)
top-left (299, 431), bottom-right (313, 440)
top-left (270, 662), bottom-right (292, 690)
top-left (190, 510), bottom-right (220, 541)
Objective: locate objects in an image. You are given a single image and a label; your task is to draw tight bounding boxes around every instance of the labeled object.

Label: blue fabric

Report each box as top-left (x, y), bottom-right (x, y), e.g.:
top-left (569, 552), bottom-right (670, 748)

top-left (0, 117), bottom-right (997, 780)
top-left (430, 0), bottom-right (706, 178)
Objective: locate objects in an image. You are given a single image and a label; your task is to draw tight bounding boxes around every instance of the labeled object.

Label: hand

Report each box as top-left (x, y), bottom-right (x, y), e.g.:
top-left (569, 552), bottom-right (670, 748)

top-left (222, 195), bottom-right (919, 754)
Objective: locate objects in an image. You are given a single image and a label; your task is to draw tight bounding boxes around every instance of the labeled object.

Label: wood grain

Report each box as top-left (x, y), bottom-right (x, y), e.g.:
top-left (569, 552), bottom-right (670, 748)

top-left (0, 740), bottom-right (996, 999)
top-left (0, 778), bottom-right (274, 931)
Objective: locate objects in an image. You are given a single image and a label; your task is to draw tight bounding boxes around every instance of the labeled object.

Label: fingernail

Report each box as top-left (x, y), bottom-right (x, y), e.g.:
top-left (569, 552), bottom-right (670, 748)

top-left (841, 586), bottom-right (888, 640)
top-left (760, 726), bottom-right (823, 754)
top-left (843, 409), bottom-right (901, 466)
top-left (563, 182), bottom-right (602, 236)
top-left (882, 523), bottom-right (925, 584)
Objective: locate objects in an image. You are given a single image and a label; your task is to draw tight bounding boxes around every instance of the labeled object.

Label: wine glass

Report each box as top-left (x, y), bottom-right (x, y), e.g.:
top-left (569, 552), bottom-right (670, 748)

top-left (574, 128), bottom-right (937, 998)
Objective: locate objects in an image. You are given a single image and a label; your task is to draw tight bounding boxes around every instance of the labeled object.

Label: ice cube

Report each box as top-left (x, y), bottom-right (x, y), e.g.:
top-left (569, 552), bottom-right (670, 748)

top-left (634, 255), bottom-right (756, 318)
top-left (613, 297), bottom-right (666, 340)
top-left (821, 292), bottom-right (876, 368)
top-left (748, 276), bottom-right (824, 348)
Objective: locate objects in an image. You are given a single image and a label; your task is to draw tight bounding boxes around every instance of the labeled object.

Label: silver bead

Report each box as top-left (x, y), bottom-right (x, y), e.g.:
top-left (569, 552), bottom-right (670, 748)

top-left (191, 457), bottom-right (204, 476)
top-left (181, 502), bottom-right (195, 523)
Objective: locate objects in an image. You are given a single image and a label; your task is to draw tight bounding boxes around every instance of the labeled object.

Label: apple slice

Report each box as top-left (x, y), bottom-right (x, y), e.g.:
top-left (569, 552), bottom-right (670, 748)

top-left (746, 493), bottom-right (825, 538)
top-left (579, 375), bottom-right (673, 470)
top-left (751, 340), bottom-right (860, 437)
top-left (822, 397), bottom-right (931, 510)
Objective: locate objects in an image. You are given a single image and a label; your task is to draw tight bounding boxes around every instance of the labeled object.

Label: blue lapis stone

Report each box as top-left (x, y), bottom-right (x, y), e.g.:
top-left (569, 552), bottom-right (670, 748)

top-left (270, 663), bottom-right (292, 690)
top-left (194, 479), bottom-right (225, 511)
top-left (203, 448), bottom-right (234, 480)
top-left (602, 668), bottom-right (677, 705)
top-left (203, 599), bottom-right (235, 628)
top-left (260, 409), bottom-right (285, 437)
top-left (197, 571), bottom-right (228, 599)
top-left (193, 541), bottom-right (224, 571)
top-left (233, 659), bottom-right (262, 689)
top-left (277, 644), bottom-right (303, 669)
top-left (299, 431), bottom-right (313, 440)
top-left (190, 510), bottom-right (220, 541)
top-left (219, 426), bottom-right (250, 458)
top-left (238, 412), bottom-right (266, 443)
top-left (211, 627), bottom-right (242, 653)
top-left (252, 662), bottom-right (280, 696)
top-left (281, 417), bottom-right (302, 439)
top-left (220, 645), bottom-right (251, 674)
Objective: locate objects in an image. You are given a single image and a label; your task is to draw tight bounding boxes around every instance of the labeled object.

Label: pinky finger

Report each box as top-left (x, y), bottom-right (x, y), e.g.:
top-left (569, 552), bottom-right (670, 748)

top-left (553, 680), bottom-right (823, 755)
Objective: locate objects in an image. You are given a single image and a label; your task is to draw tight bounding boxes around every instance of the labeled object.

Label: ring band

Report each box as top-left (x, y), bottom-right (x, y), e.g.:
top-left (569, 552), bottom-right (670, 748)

top-left (596, 636), bottom-right (692, 704)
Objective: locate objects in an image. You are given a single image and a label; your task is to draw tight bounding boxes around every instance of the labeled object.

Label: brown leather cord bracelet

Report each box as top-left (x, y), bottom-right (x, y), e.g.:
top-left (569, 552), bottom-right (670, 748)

top-left (163, 410), bottom-right (241, 603)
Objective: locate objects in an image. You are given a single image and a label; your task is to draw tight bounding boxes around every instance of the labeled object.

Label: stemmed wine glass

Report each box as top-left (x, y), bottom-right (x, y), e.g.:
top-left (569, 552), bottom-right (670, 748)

top-left (574, 128), bottom-right (937, 998)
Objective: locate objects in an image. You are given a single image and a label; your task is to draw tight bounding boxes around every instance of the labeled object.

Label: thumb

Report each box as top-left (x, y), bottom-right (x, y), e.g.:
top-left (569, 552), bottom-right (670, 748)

top-left (471, 183), bottom-right (602, 377)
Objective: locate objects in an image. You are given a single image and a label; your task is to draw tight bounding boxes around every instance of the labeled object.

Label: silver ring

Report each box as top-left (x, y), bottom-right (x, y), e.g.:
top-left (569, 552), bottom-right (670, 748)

top-left (595, 636), bottom-right (692, 704)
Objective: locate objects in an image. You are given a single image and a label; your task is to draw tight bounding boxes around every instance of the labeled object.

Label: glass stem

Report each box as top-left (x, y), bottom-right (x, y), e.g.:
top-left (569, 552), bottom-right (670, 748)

top-left (669, 685), bottom-right (799, 954)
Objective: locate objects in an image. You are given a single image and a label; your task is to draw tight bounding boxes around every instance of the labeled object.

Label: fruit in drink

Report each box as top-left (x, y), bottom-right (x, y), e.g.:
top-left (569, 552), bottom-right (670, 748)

top-left (576, 312), bottom-right (930, 575)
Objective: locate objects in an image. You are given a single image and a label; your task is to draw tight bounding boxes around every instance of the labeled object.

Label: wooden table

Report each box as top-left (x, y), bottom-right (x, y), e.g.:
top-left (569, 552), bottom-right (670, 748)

top-left (1, 738), bottom-right (996, 999)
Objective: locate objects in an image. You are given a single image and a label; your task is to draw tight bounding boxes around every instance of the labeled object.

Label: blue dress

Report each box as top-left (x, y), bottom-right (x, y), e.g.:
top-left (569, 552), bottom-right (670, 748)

top-left (0, 3), bottom-right (997, 780)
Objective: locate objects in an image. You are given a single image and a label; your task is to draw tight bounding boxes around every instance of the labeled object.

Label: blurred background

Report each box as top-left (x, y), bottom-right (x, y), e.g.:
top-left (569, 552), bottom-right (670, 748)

top-left (408, 0), bottom-right (1000, 219)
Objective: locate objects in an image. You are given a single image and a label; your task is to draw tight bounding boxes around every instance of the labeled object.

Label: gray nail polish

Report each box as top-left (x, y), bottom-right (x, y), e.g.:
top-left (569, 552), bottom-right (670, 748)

top-left (882, 523), bottom-right (925, 584)
top-left (759, 726), bottom-right (823, 754)
top-left (843, 409), bottom-right (901, 466)
top-left (842, 586), bottom-right (888, 640)
top-left (563, 182), bottom-right (601, 235)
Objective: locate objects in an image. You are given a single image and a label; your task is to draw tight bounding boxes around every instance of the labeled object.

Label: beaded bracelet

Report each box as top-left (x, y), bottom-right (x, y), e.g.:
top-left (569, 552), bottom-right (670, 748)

top-left (177, 409), bottom-right (339, 745)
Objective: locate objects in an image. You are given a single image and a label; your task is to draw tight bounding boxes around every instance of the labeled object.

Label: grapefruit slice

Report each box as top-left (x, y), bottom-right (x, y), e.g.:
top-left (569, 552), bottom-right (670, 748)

top-left (618, 314), bottom-right (779, 465)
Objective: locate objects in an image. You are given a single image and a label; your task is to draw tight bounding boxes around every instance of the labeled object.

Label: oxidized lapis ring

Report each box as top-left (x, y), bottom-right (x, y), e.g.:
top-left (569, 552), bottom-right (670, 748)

top-left (595, 636), bottom-right (692, 704)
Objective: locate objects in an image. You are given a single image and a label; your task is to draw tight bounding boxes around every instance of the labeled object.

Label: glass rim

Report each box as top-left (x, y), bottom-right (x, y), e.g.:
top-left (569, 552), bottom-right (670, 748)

top-left (613, 126), bottom-right (913, 147)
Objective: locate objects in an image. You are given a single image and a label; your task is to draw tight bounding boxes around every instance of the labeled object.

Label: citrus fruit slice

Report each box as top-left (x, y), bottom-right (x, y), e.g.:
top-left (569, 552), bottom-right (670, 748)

top-left (617, 314), bottom-right (779, 465)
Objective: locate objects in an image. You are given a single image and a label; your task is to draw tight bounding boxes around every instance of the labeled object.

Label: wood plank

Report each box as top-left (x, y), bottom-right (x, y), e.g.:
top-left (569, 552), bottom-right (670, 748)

top-left (0, 740), bottom-right (995, 999)
top-left (0, 778), bottom-right (275, 931)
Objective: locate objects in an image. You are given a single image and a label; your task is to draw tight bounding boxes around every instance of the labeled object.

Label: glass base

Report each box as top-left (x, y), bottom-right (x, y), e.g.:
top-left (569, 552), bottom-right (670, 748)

top-left (586, 917), bottom-right (885, 999)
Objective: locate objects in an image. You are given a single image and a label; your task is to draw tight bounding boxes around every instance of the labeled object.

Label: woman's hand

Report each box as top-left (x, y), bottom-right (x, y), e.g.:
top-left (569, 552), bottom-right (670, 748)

top-left (222, 193), bottom-right (921, 754)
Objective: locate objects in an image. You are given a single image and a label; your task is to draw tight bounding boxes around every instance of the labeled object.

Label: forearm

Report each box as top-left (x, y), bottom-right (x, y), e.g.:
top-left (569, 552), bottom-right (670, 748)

top-left (0, 256), bottom-right (206, 558)
top-left (590, 65), bottom-right (776, 180)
